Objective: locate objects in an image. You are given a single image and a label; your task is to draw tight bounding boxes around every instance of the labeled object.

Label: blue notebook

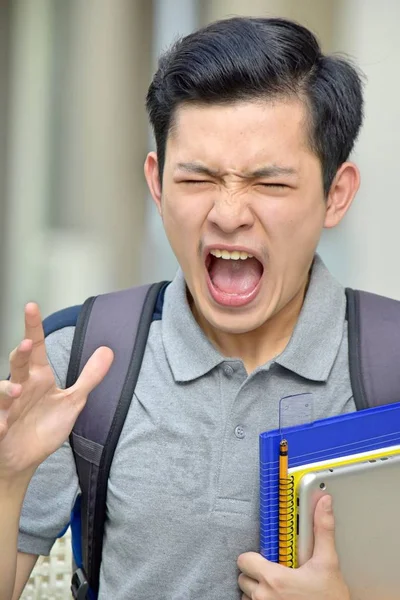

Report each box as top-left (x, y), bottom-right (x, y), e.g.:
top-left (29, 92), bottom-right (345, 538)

top-left (259, 401), bottom-right (400, 562)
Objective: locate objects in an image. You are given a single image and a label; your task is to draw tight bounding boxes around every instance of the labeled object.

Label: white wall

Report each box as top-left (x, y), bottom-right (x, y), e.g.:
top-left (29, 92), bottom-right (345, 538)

top-left (141, 0), bottom-right (199, 284)
top-left (3, 0), bottom-right (53, 352)
top-left (318, 0), bottom-right (400, 298)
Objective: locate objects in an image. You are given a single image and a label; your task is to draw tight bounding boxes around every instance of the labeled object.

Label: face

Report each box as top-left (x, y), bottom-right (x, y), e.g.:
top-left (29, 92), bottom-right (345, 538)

top-left (145, 99), bottom-right (359, 335)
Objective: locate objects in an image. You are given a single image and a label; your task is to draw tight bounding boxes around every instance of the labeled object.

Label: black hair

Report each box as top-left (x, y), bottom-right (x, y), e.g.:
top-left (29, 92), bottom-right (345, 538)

top-left (146, 17), bottom-right (364, 195)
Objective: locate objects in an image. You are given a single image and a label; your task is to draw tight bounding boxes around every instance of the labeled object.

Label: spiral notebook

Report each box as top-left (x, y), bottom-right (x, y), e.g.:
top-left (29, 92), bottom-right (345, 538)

top-left (259, 400), bottom-right (400, 563)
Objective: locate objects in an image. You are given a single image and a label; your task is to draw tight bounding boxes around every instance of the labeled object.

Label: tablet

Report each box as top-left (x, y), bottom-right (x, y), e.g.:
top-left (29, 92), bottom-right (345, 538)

top-left (297, 453), bottom-right (400, 600)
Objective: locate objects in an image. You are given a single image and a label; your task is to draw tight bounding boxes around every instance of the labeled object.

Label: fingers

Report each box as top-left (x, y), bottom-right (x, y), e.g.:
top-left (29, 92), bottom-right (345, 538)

top-left (0, 380), bottom-right (22, 440)
top-left (237, 552), bottom-right (282, 582)
top-left (24, 303), bottom-right (48, 367)
top-left (0, 381), bottom-right (22, 401)
top-left (311, 495), bottom-right (338, 568)
top-left (238, 573), bottom-right (258, 598)
top-left (9, 303), bottom-right (47, 383)
top-left (9, 339), bottom-right (33, 383)
top-left (69, 347), bottom-right (114, 400)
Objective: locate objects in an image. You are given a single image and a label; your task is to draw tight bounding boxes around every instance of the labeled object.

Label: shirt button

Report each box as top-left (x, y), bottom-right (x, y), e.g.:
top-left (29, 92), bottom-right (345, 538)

top-left (234, 425), bottom-right (245, 439)
top-left (224, 365), bottom-right (234, 377)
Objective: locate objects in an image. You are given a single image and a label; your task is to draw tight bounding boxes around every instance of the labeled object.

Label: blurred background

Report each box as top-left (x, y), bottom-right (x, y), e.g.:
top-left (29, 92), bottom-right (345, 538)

top-left (2, 0), bottom-right (400, 372)
top-left (0, 0), bottom-right (399, 596)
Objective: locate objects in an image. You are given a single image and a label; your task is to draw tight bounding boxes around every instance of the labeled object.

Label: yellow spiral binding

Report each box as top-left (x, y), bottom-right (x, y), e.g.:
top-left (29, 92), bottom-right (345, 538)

top-left (278, 474), bottom-right (295, 567)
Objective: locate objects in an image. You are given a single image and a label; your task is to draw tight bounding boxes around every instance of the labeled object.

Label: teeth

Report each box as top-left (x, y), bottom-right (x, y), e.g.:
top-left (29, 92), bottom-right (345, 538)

top-left (211, 249), bottom-right (222, 258)
top-left (210, 249), bottom-right (254, 260)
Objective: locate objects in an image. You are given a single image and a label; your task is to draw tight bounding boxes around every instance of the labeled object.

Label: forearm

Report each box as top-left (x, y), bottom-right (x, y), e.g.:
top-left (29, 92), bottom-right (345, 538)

top-left (0, 477), bottom-right (30, 600)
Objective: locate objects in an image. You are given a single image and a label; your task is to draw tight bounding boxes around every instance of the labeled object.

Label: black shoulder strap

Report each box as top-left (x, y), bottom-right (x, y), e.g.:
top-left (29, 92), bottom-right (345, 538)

top-left (346, 288), bottom-right (400, 410)
top-left (67, 281), bottom-right (167, 598)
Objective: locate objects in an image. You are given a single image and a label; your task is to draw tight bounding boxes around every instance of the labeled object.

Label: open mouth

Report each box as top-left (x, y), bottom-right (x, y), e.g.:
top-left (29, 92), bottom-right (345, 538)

top-left (205, 249), bottom-right (264, 307)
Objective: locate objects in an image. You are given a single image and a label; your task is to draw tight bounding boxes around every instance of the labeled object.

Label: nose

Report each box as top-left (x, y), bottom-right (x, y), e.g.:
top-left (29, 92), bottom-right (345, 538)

top-left (207, 193), bottom-right (255, 234)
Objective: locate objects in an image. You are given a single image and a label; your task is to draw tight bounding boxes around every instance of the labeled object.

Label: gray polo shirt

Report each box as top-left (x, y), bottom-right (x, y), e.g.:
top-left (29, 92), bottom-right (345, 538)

top-left (18, 254), bottom-right (355, 599)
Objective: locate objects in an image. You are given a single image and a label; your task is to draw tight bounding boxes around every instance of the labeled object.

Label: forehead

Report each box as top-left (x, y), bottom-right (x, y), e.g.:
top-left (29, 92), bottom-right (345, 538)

top-left (166, 99), bottom-right (313, 171)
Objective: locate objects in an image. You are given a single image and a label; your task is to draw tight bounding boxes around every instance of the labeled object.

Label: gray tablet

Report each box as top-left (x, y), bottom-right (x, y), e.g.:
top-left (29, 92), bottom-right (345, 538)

top-left (297, 453), bottom-right (400, 600)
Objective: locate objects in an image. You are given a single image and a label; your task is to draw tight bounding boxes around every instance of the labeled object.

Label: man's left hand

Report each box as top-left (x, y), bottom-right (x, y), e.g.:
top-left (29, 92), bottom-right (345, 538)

top-left (237, 495), bottom-right (350, 600)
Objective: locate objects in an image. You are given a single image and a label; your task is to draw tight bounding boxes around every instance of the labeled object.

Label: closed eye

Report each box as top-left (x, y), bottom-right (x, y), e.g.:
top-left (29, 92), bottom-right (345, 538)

top-left (184, 179), bottom-right (211, 183)
top-left (180, 180), bottom-right (214, 186)
top-left (258, 183), bottom-right (288, 188)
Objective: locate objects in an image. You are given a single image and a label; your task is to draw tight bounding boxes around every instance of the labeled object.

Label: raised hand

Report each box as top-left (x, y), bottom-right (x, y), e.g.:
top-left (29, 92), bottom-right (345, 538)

top-left (0, 302), bottom-right (113, 480)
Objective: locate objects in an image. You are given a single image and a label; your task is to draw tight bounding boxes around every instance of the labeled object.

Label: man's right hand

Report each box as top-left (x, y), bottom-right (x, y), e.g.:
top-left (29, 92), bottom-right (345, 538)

top-left (0, 302), bottom-right (114, 481)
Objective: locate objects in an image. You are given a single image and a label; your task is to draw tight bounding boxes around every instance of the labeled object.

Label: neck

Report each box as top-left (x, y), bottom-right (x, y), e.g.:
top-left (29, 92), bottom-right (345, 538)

top-left (192, 280), bottom-right (309, 374)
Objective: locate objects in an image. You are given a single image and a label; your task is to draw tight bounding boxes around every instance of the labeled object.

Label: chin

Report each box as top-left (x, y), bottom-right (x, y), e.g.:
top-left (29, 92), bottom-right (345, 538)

top-left (200, 301), bottom-right (267, 335)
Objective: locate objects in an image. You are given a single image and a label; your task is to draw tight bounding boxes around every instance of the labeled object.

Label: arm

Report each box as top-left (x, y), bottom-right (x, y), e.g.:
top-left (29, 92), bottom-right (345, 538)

top-left (12, 553), bottom-right (38, 600)
top-left (0, 303), bottom-right (113, 599)
top-left (0, 478), bottom-right (37, 600)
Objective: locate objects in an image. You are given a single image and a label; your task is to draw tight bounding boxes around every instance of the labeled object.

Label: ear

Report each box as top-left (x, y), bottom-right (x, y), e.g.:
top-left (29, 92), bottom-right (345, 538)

top-left (144, 151), bottom-right (162, 215)
top-left (324, 162), bottom-right (360, 229)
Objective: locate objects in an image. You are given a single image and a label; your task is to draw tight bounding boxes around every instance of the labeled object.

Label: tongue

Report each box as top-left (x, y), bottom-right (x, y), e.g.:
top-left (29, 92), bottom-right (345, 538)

top-left (209, 257), bottom-right (263, 295)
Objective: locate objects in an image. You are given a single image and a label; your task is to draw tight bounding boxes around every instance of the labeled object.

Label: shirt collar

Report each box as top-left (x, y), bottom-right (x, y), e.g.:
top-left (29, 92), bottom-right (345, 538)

top-left (274, 254), bottom-right (346, 382)
top-left (162, 254), bottom-right (346, 383)
top-left (162, 270), bottom-right (225, 382)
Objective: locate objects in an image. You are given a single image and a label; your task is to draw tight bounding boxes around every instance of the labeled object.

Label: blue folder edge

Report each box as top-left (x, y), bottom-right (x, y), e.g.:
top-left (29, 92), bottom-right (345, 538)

top-left (259, 400), bottom-right (400, 562)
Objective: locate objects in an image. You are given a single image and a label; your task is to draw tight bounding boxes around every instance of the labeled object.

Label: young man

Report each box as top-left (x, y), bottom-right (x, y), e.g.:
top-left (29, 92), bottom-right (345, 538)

top-left (0, 16), bottom-right (362, 600)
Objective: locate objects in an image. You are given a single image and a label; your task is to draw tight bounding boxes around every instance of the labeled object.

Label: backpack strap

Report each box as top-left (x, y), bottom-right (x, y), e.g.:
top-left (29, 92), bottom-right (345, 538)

top-left (346, 288), bottom-right (400, 410)
top-left (66, 281), bottom-right (168, 599)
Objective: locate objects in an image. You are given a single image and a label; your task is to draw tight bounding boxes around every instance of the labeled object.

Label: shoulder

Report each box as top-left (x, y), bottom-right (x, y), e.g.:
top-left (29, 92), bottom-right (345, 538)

top-left (43, 304), bottom-right (82, 337)
top-left (42, 283), bottom-right (168, 388)
top-left (43, 305), bottom-right (82, 389)
top-left (345, 287), bottom-right (400, 320)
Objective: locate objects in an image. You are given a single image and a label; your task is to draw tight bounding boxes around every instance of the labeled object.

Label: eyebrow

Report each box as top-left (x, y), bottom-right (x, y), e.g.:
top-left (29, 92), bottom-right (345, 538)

top-left (175, 162), bottom-right (297, 179)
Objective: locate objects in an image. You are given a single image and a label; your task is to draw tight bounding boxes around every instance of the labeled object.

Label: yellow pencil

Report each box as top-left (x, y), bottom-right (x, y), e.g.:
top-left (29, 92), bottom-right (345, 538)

top-left (278, 439), bottom-right (292, 566)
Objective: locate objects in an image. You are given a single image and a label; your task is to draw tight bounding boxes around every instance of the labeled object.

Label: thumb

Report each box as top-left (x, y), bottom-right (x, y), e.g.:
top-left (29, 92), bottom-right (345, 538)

top-left (69, 346), bottom-right (114, 399)
top-left (311, 495), bottom-right (338, 567)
